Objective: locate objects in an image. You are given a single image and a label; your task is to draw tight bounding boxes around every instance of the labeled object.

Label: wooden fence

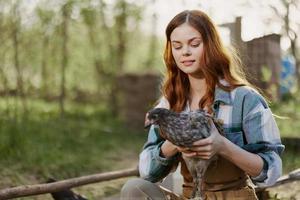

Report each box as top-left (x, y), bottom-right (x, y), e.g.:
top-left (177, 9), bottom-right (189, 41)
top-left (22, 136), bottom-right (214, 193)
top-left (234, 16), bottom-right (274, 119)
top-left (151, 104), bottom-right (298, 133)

top-left (0, 167), bottom-right (299, 200)
top-left (0, 168), bottom-right (139, 199)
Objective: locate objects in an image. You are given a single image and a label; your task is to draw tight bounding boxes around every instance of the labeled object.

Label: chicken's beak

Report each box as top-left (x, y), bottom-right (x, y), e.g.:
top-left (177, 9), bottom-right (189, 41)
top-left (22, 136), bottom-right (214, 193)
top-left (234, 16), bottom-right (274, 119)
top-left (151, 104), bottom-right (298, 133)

top-left (144, 119), bottom-right (152, 129)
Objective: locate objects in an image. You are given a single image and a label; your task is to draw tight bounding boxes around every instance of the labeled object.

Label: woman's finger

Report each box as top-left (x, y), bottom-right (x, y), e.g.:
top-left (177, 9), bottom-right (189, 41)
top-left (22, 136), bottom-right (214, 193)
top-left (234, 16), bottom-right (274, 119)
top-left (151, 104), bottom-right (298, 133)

top-left (189, 145), bottom-right (212, 152)
top-left (192, 137), bottom-right (213, 146)
top-left (178, 148), bottom-right (195, 154)
top-left (182, 152), bottom-right (197, 158)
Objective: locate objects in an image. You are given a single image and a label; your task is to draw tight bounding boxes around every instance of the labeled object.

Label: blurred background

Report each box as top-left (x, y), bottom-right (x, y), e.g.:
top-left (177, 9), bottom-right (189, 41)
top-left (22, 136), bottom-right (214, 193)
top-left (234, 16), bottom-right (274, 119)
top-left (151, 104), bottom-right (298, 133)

top-left (0, 0), bottom-right (299, 199)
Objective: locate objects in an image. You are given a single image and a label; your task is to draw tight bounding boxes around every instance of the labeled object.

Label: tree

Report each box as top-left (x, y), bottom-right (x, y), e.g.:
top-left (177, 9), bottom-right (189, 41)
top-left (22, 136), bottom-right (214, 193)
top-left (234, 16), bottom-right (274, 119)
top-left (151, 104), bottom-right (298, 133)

top-left (270, 0), bottom-right (300, 89)
top-left (10, 0), bottom-right (27, 113)
top-left (0, 1), bottom-right (9, 97)
top-left (36, 7), bottom-right (55, 98)
top-left (59, 0), bottom-right (73, 117)
top-left (145, 0), bottom-right (158, 69)
top-left (81, 0), bottom-right (113, 96)
top-left (81, 0), bottom-right (143, 115)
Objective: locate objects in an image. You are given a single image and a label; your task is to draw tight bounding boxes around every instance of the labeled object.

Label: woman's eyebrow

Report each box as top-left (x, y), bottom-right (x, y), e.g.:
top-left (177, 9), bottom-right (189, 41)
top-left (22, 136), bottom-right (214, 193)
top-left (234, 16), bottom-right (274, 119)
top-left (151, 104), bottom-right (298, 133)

top-left (171, 37), bottom-right (202, 43)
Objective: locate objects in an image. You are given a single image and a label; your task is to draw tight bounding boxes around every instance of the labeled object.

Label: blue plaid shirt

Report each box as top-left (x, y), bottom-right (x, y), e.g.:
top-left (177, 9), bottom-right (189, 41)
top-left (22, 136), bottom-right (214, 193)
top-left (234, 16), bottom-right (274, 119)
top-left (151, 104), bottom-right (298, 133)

top-left (139, 86), bottom-right (285, 187)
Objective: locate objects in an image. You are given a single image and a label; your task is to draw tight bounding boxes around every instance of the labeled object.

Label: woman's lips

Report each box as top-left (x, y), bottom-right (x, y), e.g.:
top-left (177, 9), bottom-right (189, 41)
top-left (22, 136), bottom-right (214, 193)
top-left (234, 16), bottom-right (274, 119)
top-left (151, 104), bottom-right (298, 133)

top-left (181, 60), bottom-right (195, 66)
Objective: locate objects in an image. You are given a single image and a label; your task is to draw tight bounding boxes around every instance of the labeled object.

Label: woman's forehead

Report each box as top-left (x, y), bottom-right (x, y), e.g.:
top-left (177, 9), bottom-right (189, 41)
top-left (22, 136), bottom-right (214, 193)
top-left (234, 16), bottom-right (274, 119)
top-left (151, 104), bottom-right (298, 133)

top-left (170, 23), bottom-right (202, 42)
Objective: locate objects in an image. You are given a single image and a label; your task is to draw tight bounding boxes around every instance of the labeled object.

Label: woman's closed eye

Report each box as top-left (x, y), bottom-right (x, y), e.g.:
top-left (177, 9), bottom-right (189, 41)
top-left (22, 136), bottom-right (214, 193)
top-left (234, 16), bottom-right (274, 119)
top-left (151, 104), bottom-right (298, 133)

top-left (173, 43), bottom-right (200, 49)
top-left (172, 44), bottom-right (199, 50)
top-left (172, 44), bottom-right (182, 50)
top-left (191, 43), bottom-right (200, 48)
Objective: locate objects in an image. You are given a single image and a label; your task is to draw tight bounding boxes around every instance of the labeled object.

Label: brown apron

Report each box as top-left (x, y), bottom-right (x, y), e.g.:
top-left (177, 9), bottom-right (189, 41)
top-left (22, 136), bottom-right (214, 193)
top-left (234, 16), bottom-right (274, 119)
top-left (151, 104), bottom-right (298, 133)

top-left (180, 156), bottom-right (258, 200)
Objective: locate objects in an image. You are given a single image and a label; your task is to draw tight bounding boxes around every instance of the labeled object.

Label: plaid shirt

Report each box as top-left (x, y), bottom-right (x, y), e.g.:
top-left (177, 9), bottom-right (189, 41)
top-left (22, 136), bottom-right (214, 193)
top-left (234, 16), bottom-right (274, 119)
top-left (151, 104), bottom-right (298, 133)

top-left (139, 85), bottom-right (285, 187)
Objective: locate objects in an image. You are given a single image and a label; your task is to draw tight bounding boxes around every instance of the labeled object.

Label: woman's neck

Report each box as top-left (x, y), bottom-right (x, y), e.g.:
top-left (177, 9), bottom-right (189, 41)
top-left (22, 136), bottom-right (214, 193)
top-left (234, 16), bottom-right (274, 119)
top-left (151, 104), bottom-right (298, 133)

top-left (188, 75), bottom-right (207, 99)
top-left (188, 75), bottom-right (207, 111)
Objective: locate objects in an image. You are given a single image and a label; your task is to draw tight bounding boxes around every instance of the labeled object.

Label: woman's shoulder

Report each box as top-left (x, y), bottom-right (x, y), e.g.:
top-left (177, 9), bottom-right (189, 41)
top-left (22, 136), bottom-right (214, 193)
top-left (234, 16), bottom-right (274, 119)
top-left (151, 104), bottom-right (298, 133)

top-left (219, 80), bottom-right (264, 101)
top-left (233, 85), bottom-right (269, 110)
top-left (233, 85), bottom-right (264, 99)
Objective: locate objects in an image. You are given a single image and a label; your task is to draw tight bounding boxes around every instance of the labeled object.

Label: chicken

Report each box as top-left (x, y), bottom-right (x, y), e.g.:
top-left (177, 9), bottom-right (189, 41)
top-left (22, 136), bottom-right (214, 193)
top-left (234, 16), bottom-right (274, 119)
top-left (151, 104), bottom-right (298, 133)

top-left (146, 108), bottom-right (223, 200)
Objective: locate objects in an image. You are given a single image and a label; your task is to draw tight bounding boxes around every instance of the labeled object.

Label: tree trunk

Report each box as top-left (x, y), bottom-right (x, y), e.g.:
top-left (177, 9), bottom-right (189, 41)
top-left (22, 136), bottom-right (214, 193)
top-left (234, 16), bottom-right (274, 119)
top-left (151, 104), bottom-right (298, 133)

top-left (290, 36), bottom-right (300, 89)
top-left (12, 3), bottom-right (27, 114)
top-left (115, 0), bottom-right (127, 72)
top-left (145, 7), bottom-right (157, 69)
top-left (109, 0), bottom-right (128, 116)
top-left (0, 12), bottom-right (10, 115)
top-left (41, 35), bottom-right (49, 98)
top-left (59, 3), bottom-right (70, 117)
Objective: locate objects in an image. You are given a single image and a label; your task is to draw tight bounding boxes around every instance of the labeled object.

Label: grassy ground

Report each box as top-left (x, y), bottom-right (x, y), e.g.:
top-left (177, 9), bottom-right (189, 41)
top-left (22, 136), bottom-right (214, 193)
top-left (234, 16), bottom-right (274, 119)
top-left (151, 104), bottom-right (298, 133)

top-left (0, 97), bottom-right (299, 199)
top-left (0, 98), bottom-right (145, 197)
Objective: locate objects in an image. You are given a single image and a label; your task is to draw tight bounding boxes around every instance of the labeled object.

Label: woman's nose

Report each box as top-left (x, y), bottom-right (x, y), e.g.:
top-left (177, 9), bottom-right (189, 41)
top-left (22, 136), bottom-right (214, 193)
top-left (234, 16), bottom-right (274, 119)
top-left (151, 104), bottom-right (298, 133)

top-left (182, 46), bottom-right (191, 56)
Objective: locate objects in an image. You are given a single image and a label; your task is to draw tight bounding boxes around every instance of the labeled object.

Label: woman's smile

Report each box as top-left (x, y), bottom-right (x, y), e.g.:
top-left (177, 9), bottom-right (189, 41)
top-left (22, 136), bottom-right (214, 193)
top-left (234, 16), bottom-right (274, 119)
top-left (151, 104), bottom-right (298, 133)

top-left (181, 59), bottom-right (196, 67)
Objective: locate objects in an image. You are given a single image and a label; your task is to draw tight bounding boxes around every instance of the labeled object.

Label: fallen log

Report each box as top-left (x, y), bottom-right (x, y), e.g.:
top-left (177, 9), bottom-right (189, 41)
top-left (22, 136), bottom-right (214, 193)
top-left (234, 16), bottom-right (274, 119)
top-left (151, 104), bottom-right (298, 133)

top-left (1, 167), bottom-right (299, 200)
top-left (0, 167), bottom-right (139, 200)
top-left (255, 168), bottom-right (300, 191)
top-left (255, 168), bottom-right (300, 200)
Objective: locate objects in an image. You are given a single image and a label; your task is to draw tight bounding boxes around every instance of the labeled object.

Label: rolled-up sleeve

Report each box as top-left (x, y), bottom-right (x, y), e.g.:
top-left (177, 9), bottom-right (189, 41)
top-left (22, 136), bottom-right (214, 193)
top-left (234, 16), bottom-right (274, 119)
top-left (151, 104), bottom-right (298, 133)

top-left (242, 90), bottom-right (285, 187)
top-left (139, 125), bottom-right (179, 182)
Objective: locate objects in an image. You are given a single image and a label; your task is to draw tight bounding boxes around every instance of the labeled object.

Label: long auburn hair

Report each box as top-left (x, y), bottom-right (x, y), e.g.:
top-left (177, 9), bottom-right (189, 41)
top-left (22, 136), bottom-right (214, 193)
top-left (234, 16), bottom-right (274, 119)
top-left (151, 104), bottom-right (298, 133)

top-left (162, 10), bottom-right (250, 113)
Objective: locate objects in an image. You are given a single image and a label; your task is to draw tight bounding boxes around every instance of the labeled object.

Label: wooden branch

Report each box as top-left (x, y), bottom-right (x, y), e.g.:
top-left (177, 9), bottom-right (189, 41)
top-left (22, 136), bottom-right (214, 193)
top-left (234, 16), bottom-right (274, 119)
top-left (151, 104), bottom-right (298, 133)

top-left (255, 168), bottom-right (300, 192)
top-left (1, 167), bottom-right (299, 199)
top-left (0, 167), bottom-right (139, 200)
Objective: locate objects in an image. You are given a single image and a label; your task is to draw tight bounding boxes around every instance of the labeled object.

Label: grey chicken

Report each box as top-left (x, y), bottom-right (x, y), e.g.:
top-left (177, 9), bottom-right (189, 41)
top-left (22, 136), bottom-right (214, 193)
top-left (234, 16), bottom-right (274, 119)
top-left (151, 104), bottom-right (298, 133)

top-left (146, 108), bottom-right (223, 200)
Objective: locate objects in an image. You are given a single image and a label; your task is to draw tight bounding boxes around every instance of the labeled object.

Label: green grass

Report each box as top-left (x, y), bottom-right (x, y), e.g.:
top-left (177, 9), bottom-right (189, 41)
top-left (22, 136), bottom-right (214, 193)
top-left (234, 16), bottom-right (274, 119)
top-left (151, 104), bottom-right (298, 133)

top-left (0, 98), bottom-right (145, 188)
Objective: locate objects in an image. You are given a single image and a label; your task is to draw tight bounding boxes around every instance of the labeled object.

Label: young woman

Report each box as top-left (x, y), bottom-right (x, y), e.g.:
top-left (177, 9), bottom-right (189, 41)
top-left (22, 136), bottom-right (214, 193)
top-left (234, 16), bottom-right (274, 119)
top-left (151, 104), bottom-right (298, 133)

top-left (120, 10), bottom-right (284, 200)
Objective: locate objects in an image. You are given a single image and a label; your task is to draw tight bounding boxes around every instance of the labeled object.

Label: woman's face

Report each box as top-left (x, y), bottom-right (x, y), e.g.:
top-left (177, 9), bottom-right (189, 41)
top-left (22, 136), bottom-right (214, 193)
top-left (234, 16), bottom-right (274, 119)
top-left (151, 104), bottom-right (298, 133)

top-left (170, 23), bottom-right (204, 77)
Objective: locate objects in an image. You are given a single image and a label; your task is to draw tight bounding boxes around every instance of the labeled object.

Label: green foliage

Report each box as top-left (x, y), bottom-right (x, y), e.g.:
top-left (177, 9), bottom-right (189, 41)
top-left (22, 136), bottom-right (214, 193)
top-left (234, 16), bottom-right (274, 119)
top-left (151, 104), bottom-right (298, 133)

top-left (270, 97), bottom-right (300, 174)
top-left (0, 0), bottom-right (162, 101)
top-left (0, 98), bottom-right (145, 186)
top-left (270, 97), bottom-right (300, 138)
top-left (261, 64), bottom-right (272, 82)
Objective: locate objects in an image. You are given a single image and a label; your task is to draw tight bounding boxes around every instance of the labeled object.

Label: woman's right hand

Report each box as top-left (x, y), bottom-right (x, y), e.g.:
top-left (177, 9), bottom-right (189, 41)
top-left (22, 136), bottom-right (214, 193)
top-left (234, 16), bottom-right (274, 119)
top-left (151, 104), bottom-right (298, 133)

top-left (161, 140), bottom-right (196, 158)
top-left (177, 146), bottom-right (198, 157)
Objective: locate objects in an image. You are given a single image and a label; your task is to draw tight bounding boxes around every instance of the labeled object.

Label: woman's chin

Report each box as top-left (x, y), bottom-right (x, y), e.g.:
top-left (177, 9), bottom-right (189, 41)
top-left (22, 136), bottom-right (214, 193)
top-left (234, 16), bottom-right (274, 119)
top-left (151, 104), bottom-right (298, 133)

top-left (181, 69), bottom-right (204, 78)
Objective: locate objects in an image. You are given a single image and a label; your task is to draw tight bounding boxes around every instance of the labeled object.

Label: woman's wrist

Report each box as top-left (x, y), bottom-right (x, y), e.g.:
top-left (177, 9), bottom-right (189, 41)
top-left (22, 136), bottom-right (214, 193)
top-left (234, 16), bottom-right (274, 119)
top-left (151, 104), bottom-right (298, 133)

top-left (160, 140), bottom-right (178, 158)
top-left (218, 136), bottom-right (230, 157)
top-left (218, 136), bottom-right (264, 177)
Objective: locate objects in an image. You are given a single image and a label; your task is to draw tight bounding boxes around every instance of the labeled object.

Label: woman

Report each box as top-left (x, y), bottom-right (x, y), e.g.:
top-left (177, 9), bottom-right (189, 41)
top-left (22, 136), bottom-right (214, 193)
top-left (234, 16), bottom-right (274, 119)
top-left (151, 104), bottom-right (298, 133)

top-left (121, 10), bottom-right (284, 200)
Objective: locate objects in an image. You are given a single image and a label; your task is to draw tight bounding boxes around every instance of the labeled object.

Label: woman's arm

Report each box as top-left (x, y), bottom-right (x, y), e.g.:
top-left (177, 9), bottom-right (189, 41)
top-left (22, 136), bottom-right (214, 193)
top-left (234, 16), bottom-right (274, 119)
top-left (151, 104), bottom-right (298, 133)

top-left (187, 89), bottom-right (284, 186)
top-left (219, 136), bottom-right (264, 177)
top-left (139, 125), bottom-right (179, 182)
top-left (241, 91), bottom-right (284, 185)
top-left (160, 140), bottom-right (179, 157)
top-left (186, 122), bottom-right (264, 177)
top-left (139, 96), bottom-right (180, 182)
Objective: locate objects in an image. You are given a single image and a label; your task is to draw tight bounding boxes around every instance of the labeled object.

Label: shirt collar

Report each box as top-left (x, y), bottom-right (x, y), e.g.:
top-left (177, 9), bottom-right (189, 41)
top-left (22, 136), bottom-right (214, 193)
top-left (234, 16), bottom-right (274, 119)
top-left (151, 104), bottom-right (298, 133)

top-left (214, 79), bottom-right (232, 105)
top-left (185, 87), bottom-right (232, 112)
top-left (214, 87), bottom-right (232, 105)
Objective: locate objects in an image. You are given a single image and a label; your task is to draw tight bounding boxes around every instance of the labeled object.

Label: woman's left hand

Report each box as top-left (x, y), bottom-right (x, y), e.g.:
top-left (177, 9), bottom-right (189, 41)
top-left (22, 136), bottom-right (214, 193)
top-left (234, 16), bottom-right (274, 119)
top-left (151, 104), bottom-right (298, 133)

top-left (183, 120), bottom-right (225, 159)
